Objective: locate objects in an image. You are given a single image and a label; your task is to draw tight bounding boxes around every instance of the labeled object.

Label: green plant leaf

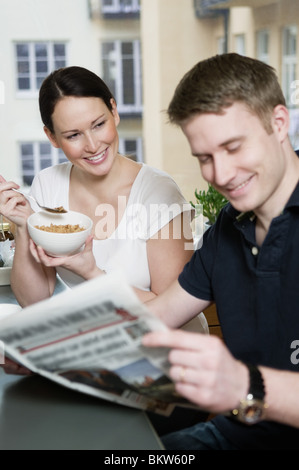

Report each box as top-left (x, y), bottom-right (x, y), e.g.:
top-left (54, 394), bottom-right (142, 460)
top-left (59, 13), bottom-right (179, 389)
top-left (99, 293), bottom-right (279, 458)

top-left (191, 184), bottom-right (228, 225)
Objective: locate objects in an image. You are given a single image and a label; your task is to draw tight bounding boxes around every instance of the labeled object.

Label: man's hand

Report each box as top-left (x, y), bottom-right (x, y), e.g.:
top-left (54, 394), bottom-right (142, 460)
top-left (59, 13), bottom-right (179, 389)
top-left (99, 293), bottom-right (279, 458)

top-left (142, 329), bottom-right (248, 414)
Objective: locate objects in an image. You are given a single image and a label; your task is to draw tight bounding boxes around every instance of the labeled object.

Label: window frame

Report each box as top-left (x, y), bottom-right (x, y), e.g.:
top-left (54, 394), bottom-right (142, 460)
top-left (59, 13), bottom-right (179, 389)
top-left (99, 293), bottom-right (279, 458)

top-left (102, 39), bottom-right (142, 116)
top-left (19, 141), bottom-right (67, 186)
top-left (101, 0), bottom-right (140, 17)
top-left (15, 41), bottom-right (67, 98)
top-left (282, 25), bottom-right (297, 107)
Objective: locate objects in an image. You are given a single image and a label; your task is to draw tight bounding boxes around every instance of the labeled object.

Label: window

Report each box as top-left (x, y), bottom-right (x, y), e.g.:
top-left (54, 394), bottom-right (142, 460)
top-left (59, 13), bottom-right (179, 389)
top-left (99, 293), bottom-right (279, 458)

top-left (102, 40), bottom-right (142, 116)
top-left (217, 37), bottom-right (226, 55)
top-left (119, 137), bottom-right (143, 162)
top-left (101, 0), bottom-right (140, 17)
top-left (282, 26), bottom-right (297, 107)
top-left (20, 142), bottom-right (67, 186)
top-left (234, 34), bottom-right (246, 55)
top-left (256, 30), bottom-right (269, 64)
top-left (15, 42), bottom-right (67, 96)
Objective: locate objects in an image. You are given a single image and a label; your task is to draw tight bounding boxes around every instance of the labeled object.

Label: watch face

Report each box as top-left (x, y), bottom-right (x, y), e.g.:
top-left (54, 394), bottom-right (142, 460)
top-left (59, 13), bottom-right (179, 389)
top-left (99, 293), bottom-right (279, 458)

top-left (239, 399), bottom-right (265, 425)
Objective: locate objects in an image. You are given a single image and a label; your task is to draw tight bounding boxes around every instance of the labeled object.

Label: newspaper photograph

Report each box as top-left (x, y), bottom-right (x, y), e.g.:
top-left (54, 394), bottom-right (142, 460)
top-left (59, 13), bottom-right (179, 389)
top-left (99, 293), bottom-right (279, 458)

top-left (0, 272), bottom-right (196, 415)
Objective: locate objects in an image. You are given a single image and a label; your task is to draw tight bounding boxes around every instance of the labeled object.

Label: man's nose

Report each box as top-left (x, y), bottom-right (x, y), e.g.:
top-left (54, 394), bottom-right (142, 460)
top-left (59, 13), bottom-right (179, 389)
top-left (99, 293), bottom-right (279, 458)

top-left (213, 155), bottom-right (236, 187)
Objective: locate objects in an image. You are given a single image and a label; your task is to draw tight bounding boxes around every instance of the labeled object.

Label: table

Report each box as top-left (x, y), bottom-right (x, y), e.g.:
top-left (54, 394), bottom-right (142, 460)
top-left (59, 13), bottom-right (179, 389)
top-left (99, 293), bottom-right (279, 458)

top-left (0, 283), bottom-right (163, 450)
top-left (0, 374), bottom-right (163, 450)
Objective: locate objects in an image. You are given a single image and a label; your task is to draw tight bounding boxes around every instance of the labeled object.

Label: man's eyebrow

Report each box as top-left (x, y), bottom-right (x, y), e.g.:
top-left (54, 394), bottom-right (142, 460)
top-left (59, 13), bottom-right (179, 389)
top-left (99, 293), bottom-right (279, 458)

top-left (192, 136), bottom-right (244, 157)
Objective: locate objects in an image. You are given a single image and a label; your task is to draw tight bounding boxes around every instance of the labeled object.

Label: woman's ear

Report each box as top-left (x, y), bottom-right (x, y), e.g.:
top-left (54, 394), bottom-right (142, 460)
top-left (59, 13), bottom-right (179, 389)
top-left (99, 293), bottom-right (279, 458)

top-left (43, 126), bottom-right (60, 148)
top-left (272, 105), bottom-right (290, 143)
top-left (110, 99), bottom-right (120, 127)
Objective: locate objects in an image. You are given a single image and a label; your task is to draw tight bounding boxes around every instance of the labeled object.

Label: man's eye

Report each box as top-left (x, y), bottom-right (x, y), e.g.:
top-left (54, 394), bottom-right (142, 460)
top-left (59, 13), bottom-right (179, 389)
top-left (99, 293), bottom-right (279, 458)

top-left (227, 145), bottom-right (240, 153)
top-left (197, 155), bottom-right (211, 164)
top-left (95, 121), bottom-right (105, 128)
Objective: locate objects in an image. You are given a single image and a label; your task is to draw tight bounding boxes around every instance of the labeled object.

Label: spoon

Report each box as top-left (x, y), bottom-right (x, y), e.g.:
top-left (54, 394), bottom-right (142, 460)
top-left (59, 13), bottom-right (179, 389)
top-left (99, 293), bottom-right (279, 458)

top-left (13, 189), bottom-right (67, 214)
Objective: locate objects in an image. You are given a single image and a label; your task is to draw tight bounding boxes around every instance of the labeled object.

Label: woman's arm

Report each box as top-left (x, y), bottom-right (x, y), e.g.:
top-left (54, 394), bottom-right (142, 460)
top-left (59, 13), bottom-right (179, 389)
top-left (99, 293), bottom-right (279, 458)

top-left (0, 177), bottom-right (57, 306)
top-left (11, 227), bottom-right (57, 306)
top-left (134, 212), bottom-right (195, 303)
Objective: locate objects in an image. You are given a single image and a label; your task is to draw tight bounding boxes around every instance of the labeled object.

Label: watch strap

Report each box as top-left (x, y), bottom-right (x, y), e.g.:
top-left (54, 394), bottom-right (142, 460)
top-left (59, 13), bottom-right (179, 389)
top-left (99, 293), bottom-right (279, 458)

top-left (246, 363), bottom-right (265, 400)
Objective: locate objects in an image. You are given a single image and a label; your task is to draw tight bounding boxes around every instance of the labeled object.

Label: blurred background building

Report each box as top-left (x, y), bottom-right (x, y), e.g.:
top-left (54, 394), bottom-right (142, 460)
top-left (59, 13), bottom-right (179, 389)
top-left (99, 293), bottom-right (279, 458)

top-left (0, 0), bottom-right (298, 203)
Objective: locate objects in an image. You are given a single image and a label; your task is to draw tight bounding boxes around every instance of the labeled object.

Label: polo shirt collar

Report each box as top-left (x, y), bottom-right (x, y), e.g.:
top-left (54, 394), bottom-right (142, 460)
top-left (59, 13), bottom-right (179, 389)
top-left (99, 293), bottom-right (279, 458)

top-left (226, 179), bottom-right (299, 224)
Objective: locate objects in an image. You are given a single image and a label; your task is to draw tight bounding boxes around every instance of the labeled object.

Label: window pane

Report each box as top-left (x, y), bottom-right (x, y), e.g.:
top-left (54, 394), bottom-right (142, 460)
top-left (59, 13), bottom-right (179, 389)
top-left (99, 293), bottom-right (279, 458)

top-left (122, 42), bottom-right (133, 55)
top-left (102, 42), bottom-right (117, 96)
top-left (40, 159), bottom-right (52, 169)
top-left (35, 43), bottom-right (47, 57)
top-left (123, 58), bottom-right (134, 104)
top-left (55, 60), bottom-right (66, 69)
top-left (54, 43), bottom-right (65, 57)
top-left (58, 149), bottom-right (67, 163)
top-left (36, 76), bottom-right (46, 89)
top-left (18, 61), bottom-right (30, 74)
top-left (21, 143), bottom-right (33, 156)
top-left (36, 61), bottom-right (48, 73)
top-left (125, 140), bottom-right (137, 153)
top-left (39, 142), bottom-right (51, 155)
top-left (16, 44), bottom-right (29, 57)
top-left (18, 77), bottom-right (30, 90)
top-left (22, 159), bottom-right (34, 172)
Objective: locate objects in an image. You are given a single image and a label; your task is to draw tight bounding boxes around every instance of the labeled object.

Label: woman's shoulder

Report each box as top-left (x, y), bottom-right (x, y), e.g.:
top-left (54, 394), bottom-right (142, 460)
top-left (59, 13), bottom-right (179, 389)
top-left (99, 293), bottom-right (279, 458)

top-left (134, 164), bottom-right (186, 203)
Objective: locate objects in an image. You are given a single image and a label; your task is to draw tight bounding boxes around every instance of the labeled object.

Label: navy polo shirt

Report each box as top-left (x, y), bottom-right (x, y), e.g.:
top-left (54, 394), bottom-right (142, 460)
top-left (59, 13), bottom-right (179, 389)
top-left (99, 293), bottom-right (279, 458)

top-left (179, 180), bottom-right (299, 449)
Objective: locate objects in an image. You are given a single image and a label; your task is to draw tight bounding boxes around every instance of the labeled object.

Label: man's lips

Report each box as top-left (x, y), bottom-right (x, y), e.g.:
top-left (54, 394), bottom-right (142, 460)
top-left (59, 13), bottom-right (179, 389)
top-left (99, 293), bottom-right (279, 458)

top-left (225, 175), bottom-right (254, 196)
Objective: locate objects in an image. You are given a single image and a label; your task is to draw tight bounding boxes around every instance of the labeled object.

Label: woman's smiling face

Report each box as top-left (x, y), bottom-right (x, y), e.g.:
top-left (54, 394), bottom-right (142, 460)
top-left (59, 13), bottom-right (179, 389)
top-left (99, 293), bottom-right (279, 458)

top-left (45, 96), bottom-right (120, 176)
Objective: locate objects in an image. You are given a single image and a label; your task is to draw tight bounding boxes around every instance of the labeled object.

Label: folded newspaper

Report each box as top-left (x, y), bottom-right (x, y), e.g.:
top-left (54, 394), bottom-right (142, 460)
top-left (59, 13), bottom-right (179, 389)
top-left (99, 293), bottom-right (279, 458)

top-left (0, 273), bottom-right (196, 416)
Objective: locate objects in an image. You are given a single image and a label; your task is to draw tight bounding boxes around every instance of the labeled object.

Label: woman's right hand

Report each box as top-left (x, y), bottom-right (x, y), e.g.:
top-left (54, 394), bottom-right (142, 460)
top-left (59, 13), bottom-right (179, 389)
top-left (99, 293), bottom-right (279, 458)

top-left (0, 175), bottom-right (33, 227)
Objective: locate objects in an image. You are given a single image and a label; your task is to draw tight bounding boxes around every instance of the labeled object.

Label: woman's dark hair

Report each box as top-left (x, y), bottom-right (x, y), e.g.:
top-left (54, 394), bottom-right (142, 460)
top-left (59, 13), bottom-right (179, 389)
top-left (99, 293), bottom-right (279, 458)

top-left (39, 66), bottom-right (115, 133)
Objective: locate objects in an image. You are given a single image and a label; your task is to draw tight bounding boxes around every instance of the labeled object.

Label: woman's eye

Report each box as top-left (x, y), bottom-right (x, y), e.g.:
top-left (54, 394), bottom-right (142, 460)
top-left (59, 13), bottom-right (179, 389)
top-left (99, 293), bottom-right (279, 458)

top-left (66, 133), bottom-right (79, 140)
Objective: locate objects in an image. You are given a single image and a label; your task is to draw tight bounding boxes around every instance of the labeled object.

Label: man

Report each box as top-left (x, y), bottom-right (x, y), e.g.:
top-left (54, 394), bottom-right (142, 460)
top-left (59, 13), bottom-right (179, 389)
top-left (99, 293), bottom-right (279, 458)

top-left (142, 53), bottom-right (299, 449)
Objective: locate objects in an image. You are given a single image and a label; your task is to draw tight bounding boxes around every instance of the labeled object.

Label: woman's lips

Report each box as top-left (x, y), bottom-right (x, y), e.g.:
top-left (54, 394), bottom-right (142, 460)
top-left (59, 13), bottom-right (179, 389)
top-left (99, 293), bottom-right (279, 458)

top-left (85, 148), bottom-right (108, 163)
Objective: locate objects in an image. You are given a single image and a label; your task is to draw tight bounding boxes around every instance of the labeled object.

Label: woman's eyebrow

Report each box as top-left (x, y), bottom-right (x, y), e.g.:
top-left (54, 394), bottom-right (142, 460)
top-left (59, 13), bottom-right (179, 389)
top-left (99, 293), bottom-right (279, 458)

top-left (60, 114), bottom-right (106, 134)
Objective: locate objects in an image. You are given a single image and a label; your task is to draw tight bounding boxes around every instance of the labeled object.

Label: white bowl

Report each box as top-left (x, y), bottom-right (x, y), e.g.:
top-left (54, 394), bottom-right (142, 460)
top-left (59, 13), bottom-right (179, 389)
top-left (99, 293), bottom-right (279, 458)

top-left (27, 211), bottom-right (93, 257)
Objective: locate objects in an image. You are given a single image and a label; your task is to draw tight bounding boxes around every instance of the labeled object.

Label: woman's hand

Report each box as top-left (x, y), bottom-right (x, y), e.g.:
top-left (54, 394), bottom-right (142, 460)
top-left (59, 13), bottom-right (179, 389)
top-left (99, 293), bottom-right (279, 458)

top-left (0, 176), bottom-right (32, 227)
top-left (1, 357), bottom-right (33, 375)
top-left (29, 235), bottom-right (103, 280)
top-left (142, 329), bottom-right (248, 414)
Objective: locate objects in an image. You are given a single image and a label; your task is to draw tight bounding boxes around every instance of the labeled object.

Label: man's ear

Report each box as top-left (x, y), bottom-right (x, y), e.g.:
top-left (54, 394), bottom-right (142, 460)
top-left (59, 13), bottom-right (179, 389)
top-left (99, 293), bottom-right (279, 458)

top-left (272, 105), bottom-right (290, 143)
top-left (43, 126), bottom-right (60, 148)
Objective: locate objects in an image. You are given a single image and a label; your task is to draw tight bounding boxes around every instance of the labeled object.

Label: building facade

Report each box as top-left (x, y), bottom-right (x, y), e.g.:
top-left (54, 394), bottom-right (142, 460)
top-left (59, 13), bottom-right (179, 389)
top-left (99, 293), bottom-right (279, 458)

top-left (0, 0), bottom-right (299, 203)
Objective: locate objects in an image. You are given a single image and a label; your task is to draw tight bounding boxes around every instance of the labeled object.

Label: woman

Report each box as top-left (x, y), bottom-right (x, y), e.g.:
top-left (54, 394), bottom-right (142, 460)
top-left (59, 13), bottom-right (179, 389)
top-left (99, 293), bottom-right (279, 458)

top-left (0, 66), bottom-right (194, 308)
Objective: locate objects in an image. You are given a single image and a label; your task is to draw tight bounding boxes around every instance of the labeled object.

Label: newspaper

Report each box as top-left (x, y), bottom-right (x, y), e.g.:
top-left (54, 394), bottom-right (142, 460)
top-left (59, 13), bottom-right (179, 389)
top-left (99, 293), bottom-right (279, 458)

top-left (0, 272), bottom-right (195, 416)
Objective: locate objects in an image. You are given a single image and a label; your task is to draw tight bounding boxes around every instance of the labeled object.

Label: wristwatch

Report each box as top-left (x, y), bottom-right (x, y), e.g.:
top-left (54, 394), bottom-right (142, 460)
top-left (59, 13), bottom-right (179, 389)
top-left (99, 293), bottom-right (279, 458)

top-left (230, 363), bottom-right (268, 425)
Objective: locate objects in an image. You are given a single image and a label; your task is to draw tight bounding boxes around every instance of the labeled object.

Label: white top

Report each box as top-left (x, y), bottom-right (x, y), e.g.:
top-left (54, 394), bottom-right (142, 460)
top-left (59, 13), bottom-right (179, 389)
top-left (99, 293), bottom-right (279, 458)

top-left (30, 162), bottom-right (191, 291)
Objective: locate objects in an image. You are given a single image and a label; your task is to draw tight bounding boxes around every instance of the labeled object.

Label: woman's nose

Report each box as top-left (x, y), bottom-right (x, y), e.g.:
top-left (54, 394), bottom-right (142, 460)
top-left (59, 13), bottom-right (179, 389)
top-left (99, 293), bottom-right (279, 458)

top-left (85, 133), bottom-right (98, 153)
